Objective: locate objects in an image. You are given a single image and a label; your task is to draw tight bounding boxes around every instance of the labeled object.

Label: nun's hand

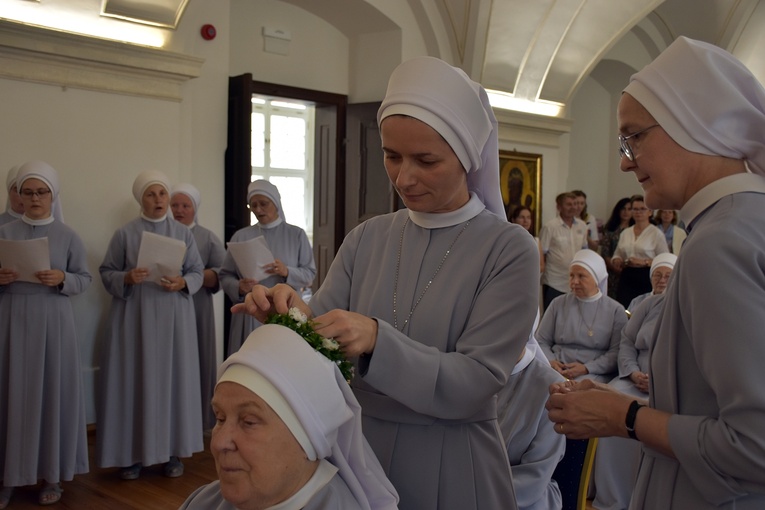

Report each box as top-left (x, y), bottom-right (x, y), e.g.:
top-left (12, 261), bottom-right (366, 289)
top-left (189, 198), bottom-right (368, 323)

top-left (312, 309), bottom-right (378, 357)
top-left (35, 269), bottom-right (65, 287)
top-left (238, 278), bottom-right (258, 295)
top-left (125, 267), bottom-right (149, 285)
top-left (560, 361), bottom-right (588, 379)
top-left (0, 268), bottom-right (19, 285)
top-left (234, 283), bottom-right (310, 323)
top-left (264, 259), bottom-right (288, 278)
top-left (546, 378), bottom-right (630, 439)
top-left (160, 275), bottom-right (187, 292)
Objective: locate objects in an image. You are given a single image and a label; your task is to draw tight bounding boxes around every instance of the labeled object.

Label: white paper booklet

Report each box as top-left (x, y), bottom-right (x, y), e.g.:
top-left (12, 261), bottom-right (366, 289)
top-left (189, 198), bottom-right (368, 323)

top-left (227, 235), bottom-right (275, 283)
top-left (136, 231), bottom-right (187, 285)
top-left (0, 237), bottom-right (51, 283)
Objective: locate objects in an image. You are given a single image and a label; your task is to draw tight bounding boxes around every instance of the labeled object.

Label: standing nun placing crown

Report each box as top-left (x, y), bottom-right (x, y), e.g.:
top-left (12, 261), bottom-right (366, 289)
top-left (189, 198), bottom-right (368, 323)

top-left (236, 56), bottom-right (539, 510)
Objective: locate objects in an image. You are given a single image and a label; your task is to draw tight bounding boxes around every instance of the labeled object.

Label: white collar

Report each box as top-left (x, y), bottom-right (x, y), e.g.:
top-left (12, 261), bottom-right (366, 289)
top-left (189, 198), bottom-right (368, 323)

top-left (408, 192), bottom-right (485, 229)
top-left (22, 214), bottom-right (54, 226)
top-left (259, 217), bottom-right (283, 229)
top-left (575, 290), bottom-right (602, 303)
top-left (8, 209), bottom-right (22, 219)
top-left (267, 459), bottom-right (338, 510)
top-left (680, 172), bottom-right (765, 231)
top-left (141, 212), bottom-right (168, 223)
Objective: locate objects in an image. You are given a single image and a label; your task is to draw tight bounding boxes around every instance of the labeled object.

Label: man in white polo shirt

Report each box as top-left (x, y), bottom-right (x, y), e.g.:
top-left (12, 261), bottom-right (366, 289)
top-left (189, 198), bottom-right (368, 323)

top-left (540, 192), bottom-right (588, 310)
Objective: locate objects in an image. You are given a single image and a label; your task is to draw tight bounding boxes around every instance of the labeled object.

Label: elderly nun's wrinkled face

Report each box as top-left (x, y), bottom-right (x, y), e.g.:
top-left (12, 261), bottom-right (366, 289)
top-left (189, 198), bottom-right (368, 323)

top-left (19, 178), bottom-right (52, 220)
top-left (141, 184), bottom-right (169, 219)
top-left (170, 193), bottom-right (195, 226)
top-left (569, 264), bottom-right (599, 299)
top-left (248, 194), bottom-right (279, 225)
top-left (211, 381), bottom-right (317, 510)
top-left (381, 115), bottom-right (470, 214)
top-left (651, 266), bottom-right (673, 295)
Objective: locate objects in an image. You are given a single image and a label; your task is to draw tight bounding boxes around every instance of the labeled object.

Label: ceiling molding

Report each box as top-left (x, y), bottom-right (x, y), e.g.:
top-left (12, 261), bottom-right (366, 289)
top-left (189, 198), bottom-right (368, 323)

top-left (0, 19), bottom-right (203, 101)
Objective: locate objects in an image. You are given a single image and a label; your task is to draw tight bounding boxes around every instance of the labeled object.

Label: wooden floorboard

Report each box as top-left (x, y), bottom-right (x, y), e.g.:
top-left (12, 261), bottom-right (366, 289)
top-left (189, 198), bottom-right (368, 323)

top-left (7, 431), bottom-right (217, 509)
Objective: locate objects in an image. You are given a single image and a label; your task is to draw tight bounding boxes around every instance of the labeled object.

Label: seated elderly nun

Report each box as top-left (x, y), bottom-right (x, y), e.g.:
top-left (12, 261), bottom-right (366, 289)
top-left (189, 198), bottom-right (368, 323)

top-left (536, 249), bottom-right (627, 382)
top-left (496, 345), bottom-right (565, 510)
top-left (590, 253), bottom-right (676, 510)
top-left (179, 322), bottom-right (399, 510)
top-left (625, 252), bottom-right (677, 313)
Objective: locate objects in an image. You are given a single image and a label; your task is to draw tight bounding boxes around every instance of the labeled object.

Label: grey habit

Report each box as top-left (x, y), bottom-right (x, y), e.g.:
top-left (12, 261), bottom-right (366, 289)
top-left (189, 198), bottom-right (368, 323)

top-left (189, 224), bottom-right (225, 430)
top-left (592, 294), bottom-right (665, 510)
top-left (0, 211), bottom-right (20, 226)
top-left (97, 216), bottom-right (205, 468)
top-left (0, 219), bottom-right (91, 486)
top-left (308, 206), bottom-right (539, 510)
top-left (220, 221), bottom-right (315, 356)
top-left (536, 293), bottom-right (626, 382)
top-left (631, 176), bottom-right (765, 508)
top-left (497, 355), bottom-right (566, 510)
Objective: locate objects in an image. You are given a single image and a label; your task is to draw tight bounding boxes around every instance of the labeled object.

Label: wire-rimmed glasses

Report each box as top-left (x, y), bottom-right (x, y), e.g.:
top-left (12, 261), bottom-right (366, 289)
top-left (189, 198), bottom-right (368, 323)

top-left (618, 124), bottom-right (659, 161)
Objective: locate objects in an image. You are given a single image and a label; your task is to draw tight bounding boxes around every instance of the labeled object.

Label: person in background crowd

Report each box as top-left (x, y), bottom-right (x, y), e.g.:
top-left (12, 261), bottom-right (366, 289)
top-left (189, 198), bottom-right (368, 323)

top-left (97, 170), bottom-right (204, 481)
top-left (511, 205), bottom-right (544, 273)
top-left (547, 36), bottom-right (765, 508)
top-left (0, 166), bottom-right (23, 226)
top-left (0, 161), bottom-right (91, 507)
top-left (653, 209), bottom-right (687, 254)
top-left (236, 56), bottom-right (539, 510)
top-left (571, 189), bottom-right (599, 251)
top-left (537, 249), bottom-right (627, 383)
top-left (540, 192), bottom-right (588, 310)
top-left (599, 198), bottom-right (633, 299)
top-left (610, 195), bottom-right (668, 308)
top-left (171, 183), bottom-right (226, 431)
top-left (219, 179), bottom-right (316, 356)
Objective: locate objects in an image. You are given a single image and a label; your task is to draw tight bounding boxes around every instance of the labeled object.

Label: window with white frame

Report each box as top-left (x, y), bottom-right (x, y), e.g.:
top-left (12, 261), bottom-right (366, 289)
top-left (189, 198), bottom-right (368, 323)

top-left (251, 96), bottom-right (314, 244)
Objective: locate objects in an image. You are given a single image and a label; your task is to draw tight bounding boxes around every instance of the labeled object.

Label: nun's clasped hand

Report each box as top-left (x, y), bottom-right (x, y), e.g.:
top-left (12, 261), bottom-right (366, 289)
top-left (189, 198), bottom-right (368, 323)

top-left (35, 269), bottom-right (65, 287)
top-left (546, 379), bottom-right (633, 439)
top-left (160, 275), bottom-right (186, 292)
top-left (0, 268), bottom-right (18, 286)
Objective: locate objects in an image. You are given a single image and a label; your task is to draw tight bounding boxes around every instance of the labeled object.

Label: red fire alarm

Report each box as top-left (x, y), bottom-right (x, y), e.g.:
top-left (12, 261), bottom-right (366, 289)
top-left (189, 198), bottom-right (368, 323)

top-left (201, 24), bottom-right (217, 41)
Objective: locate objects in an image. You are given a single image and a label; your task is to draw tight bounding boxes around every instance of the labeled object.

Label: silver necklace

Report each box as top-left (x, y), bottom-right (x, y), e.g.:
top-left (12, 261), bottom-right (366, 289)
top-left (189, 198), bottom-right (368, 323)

top-left (577, 298), bottom-right (601, 337)
top-left (393, 218), bottom-right (471, 331)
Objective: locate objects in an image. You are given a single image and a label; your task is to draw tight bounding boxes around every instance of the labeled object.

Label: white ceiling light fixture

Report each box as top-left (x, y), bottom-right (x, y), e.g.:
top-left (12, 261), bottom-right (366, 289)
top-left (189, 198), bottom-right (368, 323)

top-left (486, 89), bottom-right (564, 118)
top-left (101, 0), bottom-right (189, 29)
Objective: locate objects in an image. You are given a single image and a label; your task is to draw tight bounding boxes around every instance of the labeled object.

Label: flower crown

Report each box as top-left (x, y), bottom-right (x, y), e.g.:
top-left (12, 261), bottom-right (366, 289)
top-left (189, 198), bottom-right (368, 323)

top-left (265, 307), bottom-right (354, 382)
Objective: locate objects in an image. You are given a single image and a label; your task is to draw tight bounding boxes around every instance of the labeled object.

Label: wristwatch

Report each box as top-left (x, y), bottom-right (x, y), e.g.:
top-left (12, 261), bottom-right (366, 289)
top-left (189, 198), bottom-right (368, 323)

top-left (625, 400), bottom-right (646, 440)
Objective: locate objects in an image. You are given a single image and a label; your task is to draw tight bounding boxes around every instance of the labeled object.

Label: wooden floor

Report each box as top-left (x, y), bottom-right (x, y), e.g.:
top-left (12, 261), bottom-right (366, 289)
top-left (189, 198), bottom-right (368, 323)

top-left (7, 431), bottom-right (218, 509)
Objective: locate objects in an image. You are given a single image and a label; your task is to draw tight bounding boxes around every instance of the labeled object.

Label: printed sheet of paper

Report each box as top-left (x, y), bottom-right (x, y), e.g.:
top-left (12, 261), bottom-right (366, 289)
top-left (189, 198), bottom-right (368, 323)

top-left (0, 237), bottom-right (51, 283)
top-left (227, 236), bottom-right (274, 282)
top-left (136, 231), bottom-right (187, 285)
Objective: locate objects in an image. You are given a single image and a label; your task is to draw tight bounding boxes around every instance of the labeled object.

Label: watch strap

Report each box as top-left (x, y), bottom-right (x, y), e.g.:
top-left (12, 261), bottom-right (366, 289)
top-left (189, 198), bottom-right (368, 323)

top-left (625, 400), bottom-right (645, 440)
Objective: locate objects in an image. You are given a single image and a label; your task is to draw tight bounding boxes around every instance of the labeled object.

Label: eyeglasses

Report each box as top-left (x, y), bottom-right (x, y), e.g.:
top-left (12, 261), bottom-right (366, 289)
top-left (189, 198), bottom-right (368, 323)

top-left (618, 124), bottom-right (659, 161)
top-left (20, 189), bottom-right (52, 198)
top-left (632, 207), bottom-right (649, 212)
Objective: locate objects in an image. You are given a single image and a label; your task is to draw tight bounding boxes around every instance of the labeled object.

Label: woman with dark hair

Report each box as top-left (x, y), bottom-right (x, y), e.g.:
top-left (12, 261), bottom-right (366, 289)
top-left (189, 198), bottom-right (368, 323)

top-left (610, 195), bottom-right (668, 308)
top-left (599, 197), bottom-right (632, 298)
top-left (511, 205), bottom-right (544, 273)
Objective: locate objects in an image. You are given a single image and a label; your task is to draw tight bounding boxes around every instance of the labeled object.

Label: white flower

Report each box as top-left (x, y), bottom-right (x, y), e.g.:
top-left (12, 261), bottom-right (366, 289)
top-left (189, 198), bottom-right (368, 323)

top-left (322, 337), bottom-right (340, 351)
top-left (288, 307), bottom-right (308, 324)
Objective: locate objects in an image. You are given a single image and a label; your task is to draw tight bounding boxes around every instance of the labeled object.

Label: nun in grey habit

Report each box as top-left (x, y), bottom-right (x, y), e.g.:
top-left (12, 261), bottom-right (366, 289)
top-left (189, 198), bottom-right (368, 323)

top-left (0, 161), bottom-right (91, 506)
top-left (97, 170), bottom-right (204, 479)
top-left (171, 183), bottom-right (226, 431)
top-left (235, 56), bottom-right (540, 510)
top-left (219, 179), bottom-right (315, 356)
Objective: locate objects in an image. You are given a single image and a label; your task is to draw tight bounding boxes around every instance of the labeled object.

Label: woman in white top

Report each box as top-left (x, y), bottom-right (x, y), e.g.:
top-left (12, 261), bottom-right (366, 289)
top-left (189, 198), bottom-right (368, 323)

top-left (610, 195), bottom-right (668, 308)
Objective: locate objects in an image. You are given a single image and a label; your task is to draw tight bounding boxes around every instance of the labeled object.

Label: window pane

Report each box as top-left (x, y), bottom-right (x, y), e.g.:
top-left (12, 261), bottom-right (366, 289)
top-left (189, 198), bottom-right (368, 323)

top-left (270, 115), bottom-right (305, 170)
top-left (251, 112), bottom-right (265, 167)
top-left (269, 176), bottom-right (307, 232)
